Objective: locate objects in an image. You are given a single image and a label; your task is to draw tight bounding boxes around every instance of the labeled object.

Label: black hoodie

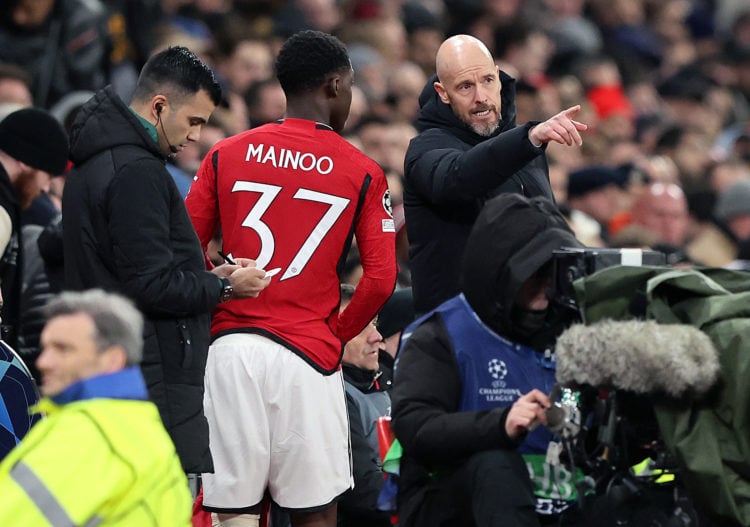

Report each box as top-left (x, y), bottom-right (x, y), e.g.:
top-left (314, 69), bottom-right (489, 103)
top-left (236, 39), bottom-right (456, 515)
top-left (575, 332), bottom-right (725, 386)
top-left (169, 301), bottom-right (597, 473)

top-left (404, 72), bottom-right (553, 314)
top-left (461, 194), bottom-right (581, 341)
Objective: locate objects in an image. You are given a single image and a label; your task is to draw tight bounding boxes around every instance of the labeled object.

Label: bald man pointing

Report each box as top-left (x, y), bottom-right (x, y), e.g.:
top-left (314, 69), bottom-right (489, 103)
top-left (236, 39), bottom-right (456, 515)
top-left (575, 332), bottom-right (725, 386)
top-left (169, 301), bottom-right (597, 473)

top-left (403, 34), bottom-right (587, 314)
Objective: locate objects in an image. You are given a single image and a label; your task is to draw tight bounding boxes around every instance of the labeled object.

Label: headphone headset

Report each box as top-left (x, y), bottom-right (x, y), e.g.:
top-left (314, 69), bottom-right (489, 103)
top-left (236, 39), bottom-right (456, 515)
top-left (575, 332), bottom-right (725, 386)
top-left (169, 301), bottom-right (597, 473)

top-left (155, 102), bottom-right (178, 155)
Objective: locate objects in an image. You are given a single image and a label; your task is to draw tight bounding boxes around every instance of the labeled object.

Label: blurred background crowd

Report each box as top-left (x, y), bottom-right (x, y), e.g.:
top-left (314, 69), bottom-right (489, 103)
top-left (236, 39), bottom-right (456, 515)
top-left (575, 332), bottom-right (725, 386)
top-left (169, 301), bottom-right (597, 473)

top-left (3, 0), bottom-right (750, 288)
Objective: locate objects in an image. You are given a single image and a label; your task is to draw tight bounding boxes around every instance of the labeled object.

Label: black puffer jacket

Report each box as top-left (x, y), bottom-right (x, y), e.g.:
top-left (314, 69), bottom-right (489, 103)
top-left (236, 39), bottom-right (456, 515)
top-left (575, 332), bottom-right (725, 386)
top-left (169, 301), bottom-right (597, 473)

top-left (403, 72), bottom-right (553, 314)
top-left (18, 218), bottom-right (64, 383)
top-left (63, 86), bottom-right (222, 473)
top-left (0, 164), bottom-right (21, 350)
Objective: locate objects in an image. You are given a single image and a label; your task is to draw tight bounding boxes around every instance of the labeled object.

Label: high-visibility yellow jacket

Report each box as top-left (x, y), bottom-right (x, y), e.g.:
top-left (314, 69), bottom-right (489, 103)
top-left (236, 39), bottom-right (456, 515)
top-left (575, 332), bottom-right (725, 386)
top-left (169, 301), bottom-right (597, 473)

top-left (0, 367), bottom-right (192, 526)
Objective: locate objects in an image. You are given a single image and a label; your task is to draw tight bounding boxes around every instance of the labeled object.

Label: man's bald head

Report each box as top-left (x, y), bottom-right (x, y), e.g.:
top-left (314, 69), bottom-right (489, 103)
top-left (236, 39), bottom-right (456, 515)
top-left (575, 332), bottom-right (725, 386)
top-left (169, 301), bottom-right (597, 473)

top-left (435, 35), bottom-right (494, 84)
top-left (433, 35), bottom-right (502, 137)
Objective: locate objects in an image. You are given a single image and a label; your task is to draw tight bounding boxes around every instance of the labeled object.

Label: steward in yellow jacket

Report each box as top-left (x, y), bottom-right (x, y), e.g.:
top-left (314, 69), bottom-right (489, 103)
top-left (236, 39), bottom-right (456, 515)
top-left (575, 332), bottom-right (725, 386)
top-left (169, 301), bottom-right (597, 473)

top-left (0, 366), bottom-right (192, 526)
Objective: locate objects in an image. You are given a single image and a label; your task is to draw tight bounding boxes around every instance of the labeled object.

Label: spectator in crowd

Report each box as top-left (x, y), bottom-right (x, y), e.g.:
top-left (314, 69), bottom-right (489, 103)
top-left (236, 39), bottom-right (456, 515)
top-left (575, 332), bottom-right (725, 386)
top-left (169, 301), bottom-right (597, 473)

top-left (246, 78), bottom-right (287, 128)
top-left (714, 179), bottom-right (750, 258)
top-left (681, 160), bottom-right (750, 266)
top-left (342, 85), bottom-right (368, 134)
top-left (383, 122), bottom-right (417, 179)
top-left (171, 117), bottom-right (228, 180)
top-left (216, 37), bottom-right (274, 97)
top-left (683, 194), bottom-right (737, 268)
top-left (62, 46), bottom-right (270, 483)
top-left (577, 54), bottom-right (635, 143)
top-left (0, 289), bottom-right (192, 526)
top-left (629, 182), bottom-right (690, 247)
top-left (384, 61), bottom-right (427, 124)
top-left (103, 0), bottom-right (164, 100)
top-left (185, 30), bottom-right (397, 527)
top-left (402, 2), bottom-right (443, 78)
top-left (0, 0), bottom-right (109, 109)
top-left (22, 90), bottom-right (91, 229)
top-left (356, 116), bottom-right (393, 170)
top-left (0, 63), bottom-right (33, 112)
top-left (544, 0), bottom-right (603, 64)
top-left (653, 124), bottom-right (713, 191)
top-left (347, 43), bottom-right (388, 111)
top-left (0, 108), bottom-right (68, 349)
top-left (494, 23), bottom-right (556, 92)
top-left (338, 283), bottom-right (392, 527)
top-left (404, 34), bottom-right (587, 314)
top-left (566, 164), bottom-right (629, 243)
top-left (707, 158), bottom-right (750, 194)
top-left (391, 193), bottom-right (584, 527)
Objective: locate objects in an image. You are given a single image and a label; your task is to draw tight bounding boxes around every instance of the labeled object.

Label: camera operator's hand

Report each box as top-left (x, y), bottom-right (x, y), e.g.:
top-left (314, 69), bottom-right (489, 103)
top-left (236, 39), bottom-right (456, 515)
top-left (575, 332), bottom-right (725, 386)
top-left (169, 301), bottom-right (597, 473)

top-left (505, 389), bottom-right (550, 439)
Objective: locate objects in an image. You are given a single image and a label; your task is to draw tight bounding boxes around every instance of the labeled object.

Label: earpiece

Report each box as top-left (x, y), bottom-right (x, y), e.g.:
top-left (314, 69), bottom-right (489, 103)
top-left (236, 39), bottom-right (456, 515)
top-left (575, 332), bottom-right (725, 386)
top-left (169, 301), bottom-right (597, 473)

top-left (154, 101), bottom-right (178, 155)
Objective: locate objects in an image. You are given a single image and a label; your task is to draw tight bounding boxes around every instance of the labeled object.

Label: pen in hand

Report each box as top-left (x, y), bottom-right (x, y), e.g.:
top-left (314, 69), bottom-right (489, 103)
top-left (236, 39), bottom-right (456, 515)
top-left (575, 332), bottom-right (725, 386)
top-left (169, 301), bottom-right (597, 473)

top-left (218, 251), bottom-right (236, 265)
top-left (218, 252), bottom-right (279, 279)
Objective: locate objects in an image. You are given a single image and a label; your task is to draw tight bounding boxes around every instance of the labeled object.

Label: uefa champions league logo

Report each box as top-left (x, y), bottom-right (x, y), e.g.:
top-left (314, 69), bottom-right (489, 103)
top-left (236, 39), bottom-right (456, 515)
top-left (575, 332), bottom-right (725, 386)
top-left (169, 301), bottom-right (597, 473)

top-left (382, 189), bottom-right (393, 217)
top-left (488, 358), bottom-right (508, 380)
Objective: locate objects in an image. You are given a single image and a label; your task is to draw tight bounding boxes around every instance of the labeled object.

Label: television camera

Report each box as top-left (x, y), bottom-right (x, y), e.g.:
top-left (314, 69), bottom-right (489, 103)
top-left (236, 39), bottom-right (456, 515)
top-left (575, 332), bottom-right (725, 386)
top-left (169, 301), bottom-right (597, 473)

top-left (544, 247), bottom-right (715, 527)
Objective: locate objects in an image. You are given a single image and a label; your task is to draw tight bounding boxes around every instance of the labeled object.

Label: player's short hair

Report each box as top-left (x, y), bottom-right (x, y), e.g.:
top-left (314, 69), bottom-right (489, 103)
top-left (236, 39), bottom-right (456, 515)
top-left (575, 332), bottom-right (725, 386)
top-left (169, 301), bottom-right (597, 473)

top-left (132, 46), bottom-right (222, 106)
top-left (275, 30), bottom-right (351, 96)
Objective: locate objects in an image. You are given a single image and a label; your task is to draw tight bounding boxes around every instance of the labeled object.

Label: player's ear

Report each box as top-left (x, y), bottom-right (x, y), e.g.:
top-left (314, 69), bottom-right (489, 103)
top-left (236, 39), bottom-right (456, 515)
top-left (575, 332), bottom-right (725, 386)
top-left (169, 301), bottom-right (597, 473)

top-left (325, 75), bottom-right (339, 99)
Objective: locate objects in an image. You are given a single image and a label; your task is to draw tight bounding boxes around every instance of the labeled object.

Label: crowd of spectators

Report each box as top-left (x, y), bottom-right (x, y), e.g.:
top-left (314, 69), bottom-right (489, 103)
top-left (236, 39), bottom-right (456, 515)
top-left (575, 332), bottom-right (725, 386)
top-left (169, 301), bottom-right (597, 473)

top-left (2, 0), bottom-right (750, 279)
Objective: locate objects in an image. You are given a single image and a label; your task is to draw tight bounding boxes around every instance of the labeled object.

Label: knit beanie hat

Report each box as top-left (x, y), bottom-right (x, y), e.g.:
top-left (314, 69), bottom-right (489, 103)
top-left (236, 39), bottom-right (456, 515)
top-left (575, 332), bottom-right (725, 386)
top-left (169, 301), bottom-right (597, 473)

top-left (567, 165), bottom-right (627, 198)
top-left (0, 108), bottom-right (69, 175)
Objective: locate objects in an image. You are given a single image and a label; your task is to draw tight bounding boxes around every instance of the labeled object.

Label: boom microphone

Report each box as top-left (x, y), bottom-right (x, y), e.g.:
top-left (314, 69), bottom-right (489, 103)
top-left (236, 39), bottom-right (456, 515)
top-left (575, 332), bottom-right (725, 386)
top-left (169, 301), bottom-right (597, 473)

top-left (554, 320), bottom-right (720, 397)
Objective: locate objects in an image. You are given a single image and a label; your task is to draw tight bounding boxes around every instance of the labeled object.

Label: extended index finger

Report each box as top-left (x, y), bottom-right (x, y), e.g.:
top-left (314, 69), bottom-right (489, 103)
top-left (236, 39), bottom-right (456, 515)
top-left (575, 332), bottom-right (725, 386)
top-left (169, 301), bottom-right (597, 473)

top-left (561, 104), bottom-right (581, 118)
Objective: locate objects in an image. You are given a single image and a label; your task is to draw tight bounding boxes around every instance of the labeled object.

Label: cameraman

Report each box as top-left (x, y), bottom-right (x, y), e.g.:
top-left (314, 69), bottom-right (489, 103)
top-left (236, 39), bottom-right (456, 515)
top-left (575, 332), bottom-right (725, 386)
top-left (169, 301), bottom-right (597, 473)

top-left (391, 194), bottom-right (584, 527)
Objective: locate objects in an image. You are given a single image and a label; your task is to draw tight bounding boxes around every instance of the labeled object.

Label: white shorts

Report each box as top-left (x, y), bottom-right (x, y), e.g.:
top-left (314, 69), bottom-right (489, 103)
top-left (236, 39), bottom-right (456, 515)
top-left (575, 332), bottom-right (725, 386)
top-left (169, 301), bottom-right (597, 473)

top-left (201, 333), bottom-right (352, 512)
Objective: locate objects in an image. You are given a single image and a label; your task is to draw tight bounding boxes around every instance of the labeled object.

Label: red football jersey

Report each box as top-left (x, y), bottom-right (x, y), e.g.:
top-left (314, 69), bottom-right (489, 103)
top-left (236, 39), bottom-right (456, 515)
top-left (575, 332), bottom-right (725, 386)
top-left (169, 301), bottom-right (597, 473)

top-left (186, 119), bottom-right (397, 372)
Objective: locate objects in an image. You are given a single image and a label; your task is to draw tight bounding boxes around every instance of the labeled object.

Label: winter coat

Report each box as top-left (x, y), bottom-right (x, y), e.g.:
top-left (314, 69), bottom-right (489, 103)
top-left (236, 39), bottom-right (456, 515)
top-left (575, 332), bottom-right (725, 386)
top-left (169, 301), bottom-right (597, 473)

top-left (62, 86), bottom-right (222, 473)
top-left (403, 72), bottom-right (553, 314)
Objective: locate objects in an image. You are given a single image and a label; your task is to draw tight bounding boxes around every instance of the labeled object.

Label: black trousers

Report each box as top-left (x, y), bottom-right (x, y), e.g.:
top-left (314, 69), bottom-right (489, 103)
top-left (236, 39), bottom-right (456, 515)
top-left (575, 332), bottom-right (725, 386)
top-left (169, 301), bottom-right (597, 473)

top-left (399, 449), bottom-right (541, 527)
